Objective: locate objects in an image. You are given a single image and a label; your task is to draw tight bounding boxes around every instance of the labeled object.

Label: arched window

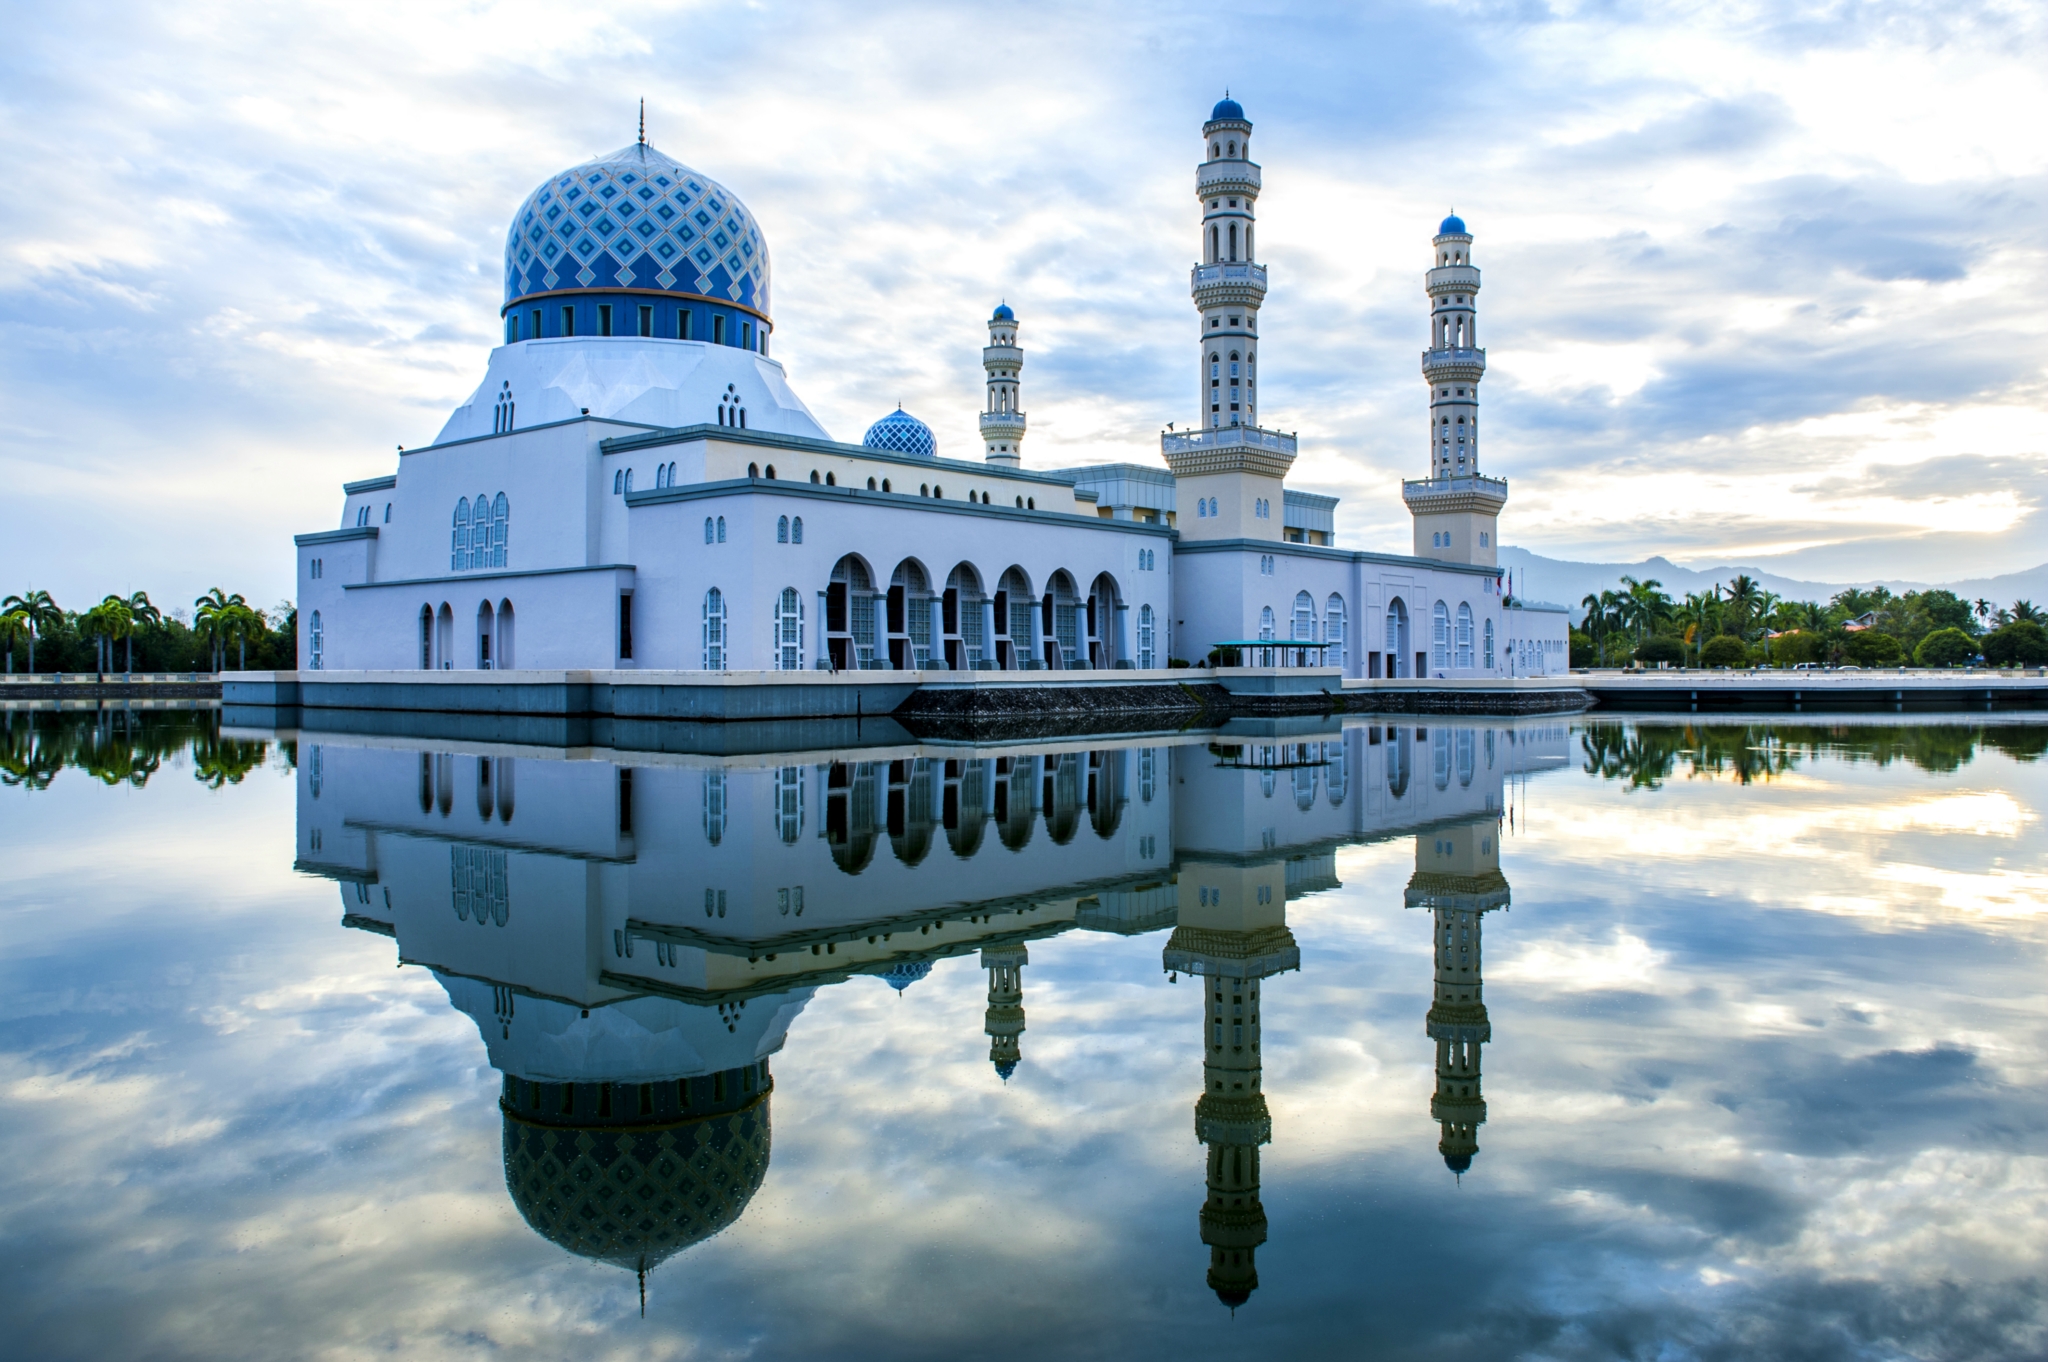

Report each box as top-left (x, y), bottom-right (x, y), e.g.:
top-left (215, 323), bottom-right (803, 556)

top-left (777, 515), bottom-right (790, 544)
top-left (1455, 603), bottom-right (1475, 669)
top-left (1432, 601), bottom-right (1451, 672)
top-left (748, 462), bottom-right (759, 477)
top-left (773, 587), bottom-right (804, 671)
top-left (1482, 617), bottom-right (1495, 670)
top-left (1292, 591), bottom-right (1315, 644)
top-left (309, 610), bottom-right (323, 670)
top-left (1138, 604), bottom-right (1155, 669)
top-left (1259, 606), bottom-right (1275, 641)
top-left (1228, 223), bottom-right (1238, 261)
top-left (1325, 594), bottom-right (1347, 671)
top-left (451, 497), bottom-right (470, 571)
top-left (614, 470), bottom-right (624, 494)
top-left (624, 469), bottom-right (634, 494)
top-left (868, 477), bottom-right (877, 490)
top-left (488, 493), bottom-right (509, 568)
top-left (704, 516), bottom-right (715, 544)
top-left (493, 381), bottom-right (515, 434)
top-left (702, 587), bottom-right (727, 669)
top-left (791, 516), bottom-right (803, 544)
top-left (810, 470), bottom-right (820, 484)
top-left (716, 515), bottom-right (727, 543)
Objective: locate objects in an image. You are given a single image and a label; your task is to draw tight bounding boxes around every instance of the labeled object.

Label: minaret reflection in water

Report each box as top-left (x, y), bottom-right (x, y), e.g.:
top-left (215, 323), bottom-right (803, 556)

top-left (1407, 816), bottom-right (1510, 1177)
top-left (292, 720), bottom-right (1565, 1306)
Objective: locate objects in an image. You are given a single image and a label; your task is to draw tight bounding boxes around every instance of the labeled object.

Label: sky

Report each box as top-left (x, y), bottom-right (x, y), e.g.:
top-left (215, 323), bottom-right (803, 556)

top-left (2, 0), bottom-right (2046, 616)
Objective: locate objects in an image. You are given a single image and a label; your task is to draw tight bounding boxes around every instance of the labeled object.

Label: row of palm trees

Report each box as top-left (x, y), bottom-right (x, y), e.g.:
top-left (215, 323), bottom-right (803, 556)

top-left (1, 587), bottom-right (268, 674)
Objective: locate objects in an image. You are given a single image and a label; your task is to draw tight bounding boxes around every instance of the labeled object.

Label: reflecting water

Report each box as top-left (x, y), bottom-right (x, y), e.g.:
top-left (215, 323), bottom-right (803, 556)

top-left (4, 707), bottom-right (2047, 1360)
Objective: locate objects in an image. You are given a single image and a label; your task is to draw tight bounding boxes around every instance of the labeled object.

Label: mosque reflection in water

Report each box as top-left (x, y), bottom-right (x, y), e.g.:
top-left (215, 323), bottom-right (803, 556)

top-left (294, 719), bottom-right (1566, 1307)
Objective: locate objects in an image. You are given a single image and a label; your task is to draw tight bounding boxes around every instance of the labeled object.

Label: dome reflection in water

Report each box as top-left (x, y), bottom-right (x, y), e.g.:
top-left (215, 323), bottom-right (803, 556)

top-left (298, 718), bottom-right (1566, 1309)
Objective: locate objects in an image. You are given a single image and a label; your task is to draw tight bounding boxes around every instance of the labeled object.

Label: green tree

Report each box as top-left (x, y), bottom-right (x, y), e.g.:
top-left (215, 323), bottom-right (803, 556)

top-left (1700, 634), bottom-right (1748, 667)
top-left (1843, 629), bottom-right (1904, 667)
top-left (1914, 628), bottom-right (1977, 668)
top-left (1983, 620), bottom-right (2048, 667)
top-left (193, 588), bottom-right (246, 672)
top-left (2013, 600), bottom-right (2040, 624)
top-left (0, 607), bottom-right (26, 674)
top-left (123, 592), bottom-right (163, 672)
top-left (2, 590), bottom-right (61, 672)
top-left (1722, 576), bottom-right (1762, 639)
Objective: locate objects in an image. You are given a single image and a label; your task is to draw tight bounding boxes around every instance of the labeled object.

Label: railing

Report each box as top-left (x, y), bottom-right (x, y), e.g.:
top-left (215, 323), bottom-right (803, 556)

top-left (1422, 346), bottom-right (1486, 365)
top-left (1190, 262), bottom-right (1268, 291)
top-left (1197, 161), bottom-right (1262, 191)
top-left (978, 410), bottom-right (1028, 427)
top-left (1162, 426), bottom-right (1297, 456)
top-left (1402, 475), bottom-right (1507, 497)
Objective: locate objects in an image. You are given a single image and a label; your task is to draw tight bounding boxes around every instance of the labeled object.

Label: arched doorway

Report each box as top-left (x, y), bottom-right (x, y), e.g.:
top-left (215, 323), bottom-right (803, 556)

top-left (1043, 571), bottom-right (1079, 669)
top-left (497, 600), bottom-right (515, 669)
top-left (944, 564), bottom-right (988, 669)
top-left (1086, 573), bottom-right (1123, 668)
top-left (887, 560), bottom-right (935, 670)
top-left (994, 567), bottom-right (1033, 670)
top-left (826, 556), bottom-right (879, 670)
top-left (1385, 597), bottom-right (1411, 678)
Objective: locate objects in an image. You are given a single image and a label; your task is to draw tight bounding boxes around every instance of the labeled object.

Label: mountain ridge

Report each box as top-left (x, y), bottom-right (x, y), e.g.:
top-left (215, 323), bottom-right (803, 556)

top-left (1500, 548), bottom-right (2048, 618)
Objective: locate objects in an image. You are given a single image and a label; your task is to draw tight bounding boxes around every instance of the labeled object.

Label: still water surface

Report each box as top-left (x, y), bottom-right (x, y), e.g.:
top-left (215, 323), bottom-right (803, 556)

top-left (3, 710), bottom-right (2046, 1360)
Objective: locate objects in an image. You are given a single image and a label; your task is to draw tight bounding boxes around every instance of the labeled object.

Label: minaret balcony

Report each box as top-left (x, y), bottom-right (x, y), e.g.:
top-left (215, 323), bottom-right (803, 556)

top-left (1421, 347), bottom-right (1487, 381)
top-left (1197, 160), bottom-right (1262, 196)
top-left (1402, 474), bottom-right (1508, 514)
top-left (979, 410), bottom-right (1027, 431)
top-left (1191, 261), bottom-right (1268, 305)
top-left (983, 344), bottom-right (1022, 366)
top-left (1161, 424), bottom-right (1297, 478)
top-left (1426, 265), bottom-right (1482, 293)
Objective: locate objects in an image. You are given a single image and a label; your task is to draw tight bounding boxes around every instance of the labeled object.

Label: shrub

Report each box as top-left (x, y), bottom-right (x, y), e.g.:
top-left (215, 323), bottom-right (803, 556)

top-left (1843, 629), bottom-right (1905, 667)
top-left (1914, 627), bottom-right (1977, 668)
top-left (1699, 635), bottom-right (1748, 668)
top-left (1634, 636), bottom-right (1684, 666)
top-left (1983, 620), bottom-right (2048, 667)
top-left (1568, 630), bottom-right (1597, 667)
top-left (1769, 630), bottom-right (1823, 665)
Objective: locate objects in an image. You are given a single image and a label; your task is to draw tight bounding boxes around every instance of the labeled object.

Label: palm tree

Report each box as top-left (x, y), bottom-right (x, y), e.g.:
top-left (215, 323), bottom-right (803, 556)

top-left (91, 596), bottom-right (134, 676)
top-left (2014, 600), bottom-right (2040, 624)
top-left (193, 588), bottom-right (244, 673)
top-left (224, 601), bottom-right (266, 671)
top-left (124, 591), bottom-right (163, 672)
top-left (0, 607), bottom-right (26, 674)
top-left (2, 590), bottom-right (61, 673)
top-left (1975, 598), bottom-right (1994, 627)
top-left (1723, 575), bottom-right (1762, 640)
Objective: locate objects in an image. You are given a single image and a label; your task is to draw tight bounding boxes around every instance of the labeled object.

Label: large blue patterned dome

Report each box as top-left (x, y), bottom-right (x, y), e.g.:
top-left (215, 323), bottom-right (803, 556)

top-left (880, 960), bottom-right (933, 992)
top-left (504, 142), bottom-right (770, 321)
top-left (862, 407), bottom-right (937, 459)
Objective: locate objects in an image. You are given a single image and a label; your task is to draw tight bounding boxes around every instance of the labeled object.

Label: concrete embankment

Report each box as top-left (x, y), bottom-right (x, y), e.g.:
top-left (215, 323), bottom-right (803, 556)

top-left (0, 675), bottom-right (221, 703)
top-left (217, 668), bottom-right (1594, 730)
top-left (1582, 670), bottom-right (2048, 713)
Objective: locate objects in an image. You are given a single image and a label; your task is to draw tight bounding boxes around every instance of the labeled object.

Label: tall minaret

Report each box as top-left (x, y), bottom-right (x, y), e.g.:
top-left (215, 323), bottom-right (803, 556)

top-left (1404, 819), bottom-right (1510, 1176)
top-left (1403, 215), bottom-right (1506, 566)
top-left (981, 944), bottom-right (1027, 1079)
top-left (1163, 95), bottom-right (1294, 546)
top-left (1192, 95), bottom-right (1264, 431)
top-left (1166, 857), bottom-right (1299, 1310)
top-left (981, 303), bottom-right (1026, 466)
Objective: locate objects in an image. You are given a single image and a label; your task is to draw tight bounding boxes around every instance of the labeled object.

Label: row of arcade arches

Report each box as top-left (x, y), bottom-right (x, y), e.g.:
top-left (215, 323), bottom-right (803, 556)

top-left (823, 555), bottom-right (1131, 671)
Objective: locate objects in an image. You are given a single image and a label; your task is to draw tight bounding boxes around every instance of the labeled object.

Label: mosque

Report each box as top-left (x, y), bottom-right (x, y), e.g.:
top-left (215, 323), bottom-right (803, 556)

top-left (293, 99), bottom-right (1570, 680)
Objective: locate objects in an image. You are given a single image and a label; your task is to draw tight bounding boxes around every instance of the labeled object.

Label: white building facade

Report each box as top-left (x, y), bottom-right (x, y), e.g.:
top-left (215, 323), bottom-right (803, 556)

top-left (296, 102), bottom-right (1534, 681)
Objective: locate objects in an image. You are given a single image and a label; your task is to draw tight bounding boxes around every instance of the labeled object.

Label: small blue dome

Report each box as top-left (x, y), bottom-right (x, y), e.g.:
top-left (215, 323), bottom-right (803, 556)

top-left (991, 301), bottom-right (1014, 322)
top-left (1443, 1151), bottom-right (1473, 1173)
top-left (881, 961), bottom-right (933, 992)
top-left (863, 406), bottom-right (937, 459)
top-left (994, 1059), bottom-right (1018, 1081)
top-left (1438, 213), bottom-right (1468, 236)
top-left (1210, 96), bottom-right (1245, 122)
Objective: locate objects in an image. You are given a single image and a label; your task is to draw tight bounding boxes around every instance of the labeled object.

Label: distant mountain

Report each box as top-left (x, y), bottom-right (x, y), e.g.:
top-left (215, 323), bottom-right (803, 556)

top-left (1499, 548), bottom-right (2048, 619)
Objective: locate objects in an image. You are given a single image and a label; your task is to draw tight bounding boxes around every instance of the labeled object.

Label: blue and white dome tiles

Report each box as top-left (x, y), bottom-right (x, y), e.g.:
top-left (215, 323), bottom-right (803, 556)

top-left (862, 406), bottom-right (937, 459)
top-left (505, 143), bottom-right (770, 318)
